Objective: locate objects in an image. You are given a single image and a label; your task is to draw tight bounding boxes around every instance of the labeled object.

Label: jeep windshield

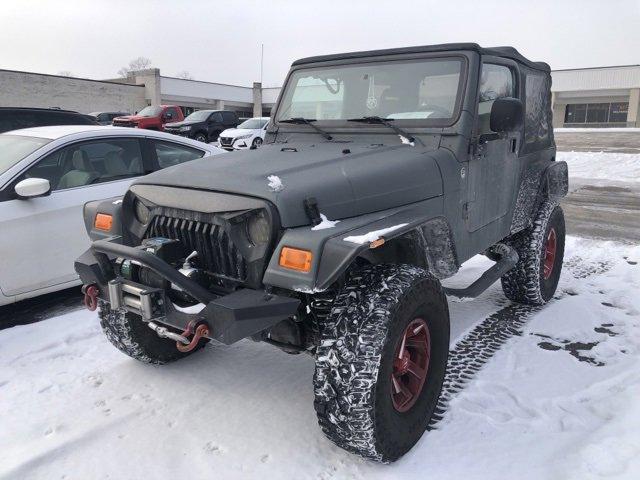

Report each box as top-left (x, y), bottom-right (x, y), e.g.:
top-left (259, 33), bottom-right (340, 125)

top-left (276, 57), bottom-right (464, 126)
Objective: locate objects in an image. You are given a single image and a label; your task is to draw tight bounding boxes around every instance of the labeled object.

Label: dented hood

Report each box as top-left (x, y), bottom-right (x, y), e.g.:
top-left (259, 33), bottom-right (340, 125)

top-left (133, 142), bottom-right (446, 227)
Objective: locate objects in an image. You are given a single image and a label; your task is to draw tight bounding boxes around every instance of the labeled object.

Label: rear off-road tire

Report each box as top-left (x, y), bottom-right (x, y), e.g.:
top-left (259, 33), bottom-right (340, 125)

top-left (501, 201), bottom-right (565, 305)
top-left (99, 306), bottom-right (207, 364)
top-left (313, 264), bottom-right (450, 462)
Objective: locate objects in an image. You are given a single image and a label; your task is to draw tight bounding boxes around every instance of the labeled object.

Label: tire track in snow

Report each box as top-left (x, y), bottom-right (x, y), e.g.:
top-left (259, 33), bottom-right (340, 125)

top-left (429, 257), bottom-right (612, 429)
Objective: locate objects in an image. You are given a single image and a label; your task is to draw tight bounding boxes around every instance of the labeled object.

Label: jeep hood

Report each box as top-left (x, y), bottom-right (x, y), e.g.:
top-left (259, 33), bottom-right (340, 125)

top-left (133, 142), bottom-right (447, 227)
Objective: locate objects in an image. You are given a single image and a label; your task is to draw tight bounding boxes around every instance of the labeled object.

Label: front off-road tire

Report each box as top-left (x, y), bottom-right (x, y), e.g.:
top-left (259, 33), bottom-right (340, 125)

top-left (314, 264), bottom-right (450, 462)
top-left (501, 201), bottom-right (565, 305)
top-left (99, 306), bottom-right (207, 364)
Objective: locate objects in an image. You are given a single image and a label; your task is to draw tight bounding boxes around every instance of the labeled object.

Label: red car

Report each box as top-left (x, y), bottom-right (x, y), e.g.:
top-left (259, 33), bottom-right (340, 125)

top-left (112, 105), bottom-right (183, 131)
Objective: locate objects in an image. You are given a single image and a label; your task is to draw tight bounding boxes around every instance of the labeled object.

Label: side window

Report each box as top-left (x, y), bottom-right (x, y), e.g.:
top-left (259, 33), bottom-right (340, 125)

top-left (478, 64), bottom-right (514, 134)
top-left (211, 112), bottom-right (224, 124)
top-left (164, 108), bottom-right (178, 120)
top-left (524, 72), bottom-right (551, 150)
top-left (152, 141), bottom-right (205, 169)
top-left (21, 138), bottom-right (144, 191)
top-left (222, 111), bottom-right (236, 124)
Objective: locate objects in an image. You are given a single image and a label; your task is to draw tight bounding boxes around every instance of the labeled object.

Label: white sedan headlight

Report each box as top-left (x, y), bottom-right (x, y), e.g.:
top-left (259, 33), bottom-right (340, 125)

top-left (235, 133), bottom-right (252, 140)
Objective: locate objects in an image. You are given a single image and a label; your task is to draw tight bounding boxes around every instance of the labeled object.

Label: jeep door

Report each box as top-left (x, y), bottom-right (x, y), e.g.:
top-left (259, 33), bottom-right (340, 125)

top-left (0, 137), bottom-right (147, 297)
top-left (466, 59), bottom-right (520, 234)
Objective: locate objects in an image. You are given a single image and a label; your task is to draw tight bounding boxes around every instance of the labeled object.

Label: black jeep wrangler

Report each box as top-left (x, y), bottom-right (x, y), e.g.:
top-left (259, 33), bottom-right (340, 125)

top-left (75, 43), bottom-right (568, 462)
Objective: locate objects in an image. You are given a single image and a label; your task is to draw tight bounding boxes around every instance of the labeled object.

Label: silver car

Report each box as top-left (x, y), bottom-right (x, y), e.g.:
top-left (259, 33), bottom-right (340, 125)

top-left (0, 125), bottom-right (224, 306)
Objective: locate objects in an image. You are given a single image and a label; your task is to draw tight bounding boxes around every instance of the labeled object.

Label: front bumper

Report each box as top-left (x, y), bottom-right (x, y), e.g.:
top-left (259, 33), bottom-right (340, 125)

top-left (75, 239), bottom-right (300, 345)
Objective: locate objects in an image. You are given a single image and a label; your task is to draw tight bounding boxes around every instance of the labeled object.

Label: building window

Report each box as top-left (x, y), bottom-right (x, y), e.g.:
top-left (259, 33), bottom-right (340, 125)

top-left (564, 102), bottom-right (628, 124)
top-left (609, 102), bottom-right (629, 123)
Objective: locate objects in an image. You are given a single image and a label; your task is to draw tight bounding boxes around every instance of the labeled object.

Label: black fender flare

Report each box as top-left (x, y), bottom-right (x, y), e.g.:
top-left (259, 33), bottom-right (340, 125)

top-left (262, 196), bottom-right (458, 293)
top-left (82, 197), bottom-right (124, 242)
top-left (541, 160), bottom-right (569, 201)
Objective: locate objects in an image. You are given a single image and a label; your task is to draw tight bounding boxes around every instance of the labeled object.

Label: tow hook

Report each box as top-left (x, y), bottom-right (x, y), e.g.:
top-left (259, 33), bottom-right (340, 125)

top-left (176, 320), bottom-right (210, 353)
top-left (82, 284), bottom-right (99, 311)
top-left (147, 319), bottom-right (210, 353)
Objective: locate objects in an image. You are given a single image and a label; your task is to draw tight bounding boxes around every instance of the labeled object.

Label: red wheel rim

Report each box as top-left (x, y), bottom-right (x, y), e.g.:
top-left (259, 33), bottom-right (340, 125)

top-left (391, 318), bottom-right (431, 413)
top-left (543, 227), bottom-right (557, 280)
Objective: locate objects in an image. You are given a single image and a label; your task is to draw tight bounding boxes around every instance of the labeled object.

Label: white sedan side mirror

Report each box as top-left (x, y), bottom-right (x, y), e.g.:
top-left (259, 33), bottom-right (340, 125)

top-left (15, 178), bottom-right (51, 198)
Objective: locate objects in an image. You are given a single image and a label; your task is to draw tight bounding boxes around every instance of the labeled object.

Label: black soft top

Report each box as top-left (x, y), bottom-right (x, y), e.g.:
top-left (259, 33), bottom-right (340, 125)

top-left (292, 42), bottom-right (550, 72)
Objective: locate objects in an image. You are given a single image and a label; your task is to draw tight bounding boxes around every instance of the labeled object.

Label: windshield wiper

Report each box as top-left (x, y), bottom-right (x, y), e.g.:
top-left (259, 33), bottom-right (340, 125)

top-left (279, 117), bottom-right (333, 140)
top-left (347, 116), bottom-right (417, 144)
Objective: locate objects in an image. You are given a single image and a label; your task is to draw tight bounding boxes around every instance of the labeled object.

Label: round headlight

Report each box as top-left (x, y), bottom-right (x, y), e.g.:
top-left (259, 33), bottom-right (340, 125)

top-left (247, 212), bottom-right (270, 246)
top-left (134, 199), bottom-right (151, 224)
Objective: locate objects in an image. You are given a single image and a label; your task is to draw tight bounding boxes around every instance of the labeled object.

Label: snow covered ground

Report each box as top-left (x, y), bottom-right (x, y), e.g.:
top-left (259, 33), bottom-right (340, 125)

top-left (1, 236), bottom-right (638, 479)
top-left (558, 151), bottom-right (640, 185)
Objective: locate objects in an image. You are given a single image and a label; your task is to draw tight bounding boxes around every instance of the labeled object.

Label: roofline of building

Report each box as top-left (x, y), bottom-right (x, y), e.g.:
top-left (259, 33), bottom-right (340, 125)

top-left (552, 64), bottom-right (640, 72)
top-left (0, 68), bottom-right (146, 87)
top-left (159, 74), bottom-right (282, 90)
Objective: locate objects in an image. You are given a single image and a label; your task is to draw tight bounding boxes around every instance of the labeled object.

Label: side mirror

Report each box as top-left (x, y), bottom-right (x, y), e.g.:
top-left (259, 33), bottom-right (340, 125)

top-left (490, 97), bottom-right (523, 133)
top-left (15, 178), bottom-right (51, 198)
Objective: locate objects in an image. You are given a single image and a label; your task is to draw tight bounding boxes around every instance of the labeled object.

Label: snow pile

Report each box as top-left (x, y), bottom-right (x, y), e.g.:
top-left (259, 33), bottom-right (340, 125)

top-left (558, 151), bottom-right (640, 184)
top-left (556, 127), bottom-right (640, 133)
top-left (267, 175), bottom-right (284, 192)
top-left (311, 214), bottom-right (340, 231)
top-left (399, 135), bottom-right (415, 146)
top-left (343, 223), bottom-right (408, 244)
top-left (1, 238), bottom-right (639, 479)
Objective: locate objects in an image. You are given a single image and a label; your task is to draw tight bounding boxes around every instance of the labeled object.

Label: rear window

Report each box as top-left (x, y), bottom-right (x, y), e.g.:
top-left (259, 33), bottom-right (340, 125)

top-left (0, 134), bottom-right (51, 175)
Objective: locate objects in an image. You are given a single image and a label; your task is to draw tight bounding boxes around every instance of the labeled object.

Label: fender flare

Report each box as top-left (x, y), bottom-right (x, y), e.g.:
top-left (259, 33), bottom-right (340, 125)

top-left (82, 196), bottom-right (124, 242)
top-left (262, 196), bottom-right (458, 293)
top-left (542, 160), bottom-right (568, 201)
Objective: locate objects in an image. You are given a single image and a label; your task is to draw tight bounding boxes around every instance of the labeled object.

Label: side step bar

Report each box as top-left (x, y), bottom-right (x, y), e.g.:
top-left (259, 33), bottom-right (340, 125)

top-left (443, 244), bottom-right (518, 299)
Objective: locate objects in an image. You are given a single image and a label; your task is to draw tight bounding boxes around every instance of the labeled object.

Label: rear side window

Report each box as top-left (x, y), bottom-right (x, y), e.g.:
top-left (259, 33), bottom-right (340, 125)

top-left (523, 71), bottom-right (551, 151)
top-left (478, 64), bottom-right (514, 134)
top-left (222, 111), bottom-right (237, 124)
top-left (152, 141), bottom-right (205, 169)
top-left (211, 112), bottom-right (224, 123)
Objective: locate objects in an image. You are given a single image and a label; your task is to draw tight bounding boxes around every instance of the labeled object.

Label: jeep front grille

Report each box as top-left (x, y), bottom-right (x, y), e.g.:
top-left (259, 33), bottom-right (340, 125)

top-left (146, 214), bottom-right (247, 283)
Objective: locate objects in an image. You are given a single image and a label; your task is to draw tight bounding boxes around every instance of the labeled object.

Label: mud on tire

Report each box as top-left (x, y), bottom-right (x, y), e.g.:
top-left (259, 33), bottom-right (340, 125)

top-left (99, 305), bottom-right (207, 364)
top-left (313, 264), bottom-right (450, 462)
top-left (501, 201), bottom-right (565, 305)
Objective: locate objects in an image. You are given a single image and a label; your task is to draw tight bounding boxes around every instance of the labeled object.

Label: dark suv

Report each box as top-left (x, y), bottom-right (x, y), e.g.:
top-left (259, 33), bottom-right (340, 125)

top-left (75, 43), bottom-right (568, 463)
top-left (164, 110), bottom-right (239, 143)
top-left (0, 107), bottom-right (98, 133)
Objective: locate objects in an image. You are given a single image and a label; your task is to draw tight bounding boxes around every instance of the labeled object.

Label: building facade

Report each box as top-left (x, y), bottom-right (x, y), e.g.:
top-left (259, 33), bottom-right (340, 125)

top-left (551, 65), bottom-right (640, 128)
top-left (1, 64), bottom-right (639, 127)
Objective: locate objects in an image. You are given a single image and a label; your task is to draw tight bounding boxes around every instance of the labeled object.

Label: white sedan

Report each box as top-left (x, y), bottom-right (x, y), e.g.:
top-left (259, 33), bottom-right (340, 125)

top-left (217, 117), bottom-right (269, 151)
top-left (0, 125), bottom-right (224, 306)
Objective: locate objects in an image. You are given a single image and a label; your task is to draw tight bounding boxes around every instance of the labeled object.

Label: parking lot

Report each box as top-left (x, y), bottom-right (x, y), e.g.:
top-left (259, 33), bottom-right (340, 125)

top-left (1, 5), bottom-right (640, 475)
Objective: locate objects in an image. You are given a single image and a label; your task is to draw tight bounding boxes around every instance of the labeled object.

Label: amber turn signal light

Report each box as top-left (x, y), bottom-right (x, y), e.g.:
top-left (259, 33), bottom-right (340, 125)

top-left (279, 247), bottom-right (312, 272)
top-left (94, 213), bottom-right (113, 231)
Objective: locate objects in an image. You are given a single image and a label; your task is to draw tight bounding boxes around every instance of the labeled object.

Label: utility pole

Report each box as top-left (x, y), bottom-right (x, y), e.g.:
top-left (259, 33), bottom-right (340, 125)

top-left (260, 43), bottom-right (264, 85)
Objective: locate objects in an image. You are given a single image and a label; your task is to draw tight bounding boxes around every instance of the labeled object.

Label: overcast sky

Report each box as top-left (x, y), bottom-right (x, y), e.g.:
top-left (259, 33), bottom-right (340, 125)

top-left (1, 0), bottom-right (638, 87)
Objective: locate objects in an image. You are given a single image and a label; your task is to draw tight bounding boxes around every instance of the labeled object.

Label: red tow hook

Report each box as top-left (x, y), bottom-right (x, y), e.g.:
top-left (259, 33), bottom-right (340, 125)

top-left (82, 284), bottom-right (99, 311)
top-left (176, 320), bottom-right (210, 353)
